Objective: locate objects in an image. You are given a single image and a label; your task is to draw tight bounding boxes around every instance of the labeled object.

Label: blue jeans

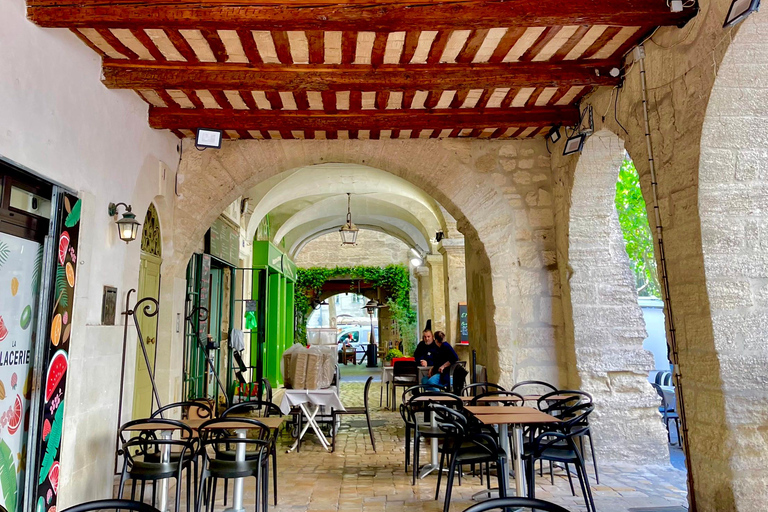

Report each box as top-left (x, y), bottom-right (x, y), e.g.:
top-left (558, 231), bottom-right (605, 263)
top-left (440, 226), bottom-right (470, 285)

top-left (422, 373), bottom-right (451, 390)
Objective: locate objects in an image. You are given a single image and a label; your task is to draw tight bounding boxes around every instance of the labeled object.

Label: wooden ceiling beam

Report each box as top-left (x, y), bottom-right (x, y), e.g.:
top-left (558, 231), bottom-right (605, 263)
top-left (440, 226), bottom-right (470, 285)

top-left (102, 60), bottom-right (622, 90)
top-left (148, 106), bottom-right (578, 131)
top-left (27, 0), bottom-right (697, 30)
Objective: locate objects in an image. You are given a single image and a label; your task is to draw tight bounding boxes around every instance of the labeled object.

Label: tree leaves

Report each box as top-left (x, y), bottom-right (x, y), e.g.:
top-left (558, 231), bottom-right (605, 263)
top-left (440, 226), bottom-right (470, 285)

top-left (64, 199), bottom-right (81, 228)
top-left (55, 265), bottom-right (69, 309)
top-left (32, 244), bottom-right (44, 295)
top-left (0, 440), bottom-right (16, 512)
top-left (38, 400), bottom-right (64, 485)
top-left (615, 159), bottom-right (661, 298)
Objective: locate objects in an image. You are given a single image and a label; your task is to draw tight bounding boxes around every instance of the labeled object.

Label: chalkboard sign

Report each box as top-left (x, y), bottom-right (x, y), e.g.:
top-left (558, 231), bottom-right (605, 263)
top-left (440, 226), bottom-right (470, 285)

top-left (458, 302), bottom-right (469, 345)
top-left (206, 217), bottom-right (240, 266)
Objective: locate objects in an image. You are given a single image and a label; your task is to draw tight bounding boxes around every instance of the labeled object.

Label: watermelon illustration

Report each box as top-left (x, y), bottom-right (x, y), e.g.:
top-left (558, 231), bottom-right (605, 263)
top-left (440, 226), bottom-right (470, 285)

top-left (42, 419), bottom-right (52, 440)
top-left (45, 350), bottom-right (68, 402)
top-left (49, 461), bottom-right (60, 494)
top-left (58, 232), bottom-right (70, 266)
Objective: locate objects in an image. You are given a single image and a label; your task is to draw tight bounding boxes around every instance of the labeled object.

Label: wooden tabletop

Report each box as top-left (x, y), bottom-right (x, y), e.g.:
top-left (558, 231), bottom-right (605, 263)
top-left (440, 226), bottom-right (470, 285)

top-left (470, 407), bottom-right (561, 426)
top-left (465, 405), bottom-right (531, 415)
top-left (122, 416), bottom-right (284, 432)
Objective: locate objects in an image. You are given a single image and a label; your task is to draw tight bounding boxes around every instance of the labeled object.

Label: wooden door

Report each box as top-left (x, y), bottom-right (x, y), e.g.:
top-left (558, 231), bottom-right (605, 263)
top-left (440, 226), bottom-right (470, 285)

top-left (132, 253), bottom-right (161, 418)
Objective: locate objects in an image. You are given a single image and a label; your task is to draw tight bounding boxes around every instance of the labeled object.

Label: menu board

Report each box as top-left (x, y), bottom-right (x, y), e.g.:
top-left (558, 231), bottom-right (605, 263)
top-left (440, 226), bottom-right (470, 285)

top-left (458, 302), bottom-right (469, 345)
top-left (206, 217), bottom-right (239, 266)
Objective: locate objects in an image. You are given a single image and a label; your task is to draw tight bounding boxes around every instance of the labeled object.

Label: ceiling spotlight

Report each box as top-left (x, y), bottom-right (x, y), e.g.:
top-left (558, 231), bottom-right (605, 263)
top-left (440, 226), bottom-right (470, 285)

top-left (724, 0), bottom-right (760, 27)
top-left (410, 257), bottom-right (423, 267)
top-left (339, 193), bottom-right (359, 245)
top-left (547, 126), bottom-right (562, 144)
top-left (435, 231), bottom-right (444, 242)
top-left (563, 133), bottom-right (587, 156)
top-left (195, 128), bottom-right (223, 150)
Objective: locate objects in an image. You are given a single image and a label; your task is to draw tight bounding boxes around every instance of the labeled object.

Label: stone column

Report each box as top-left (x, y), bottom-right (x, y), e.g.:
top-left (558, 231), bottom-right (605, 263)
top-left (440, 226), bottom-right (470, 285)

top-left (426, 254), bottom-right (447, 333)
top-left (438, 238), bottom-right (467, 345)
top-left (414, 265), bottom-right (432, 332)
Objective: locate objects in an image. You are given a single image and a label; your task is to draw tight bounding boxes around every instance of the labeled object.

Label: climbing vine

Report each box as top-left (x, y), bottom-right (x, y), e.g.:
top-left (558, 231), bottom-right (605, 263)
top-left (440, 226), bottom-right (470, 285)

top-left (294, 264), bottom-right (417, 350)
top-left (615, 159), bottom-right (661, 298)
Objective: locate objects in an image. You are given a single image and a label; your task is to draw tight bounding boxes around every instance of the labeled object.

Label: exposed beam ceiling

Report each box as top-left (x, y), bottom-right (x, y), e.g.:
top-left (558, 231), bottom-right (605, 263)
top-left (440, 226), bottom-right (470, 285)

top-left (27, 0), bottom-right (697, 30)
top-left (148, 106), bottom-right (578, 131)
top-left (102, 60), bottom-right (622, 90)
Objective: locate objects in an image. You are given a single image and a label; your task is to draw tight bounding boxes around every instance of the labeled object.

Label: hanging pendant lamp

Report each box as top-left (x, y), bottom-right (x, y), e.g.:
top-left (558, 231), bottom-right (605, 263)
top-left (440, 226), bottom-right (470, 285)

top-left (339, 193), bottom-right (359, 245)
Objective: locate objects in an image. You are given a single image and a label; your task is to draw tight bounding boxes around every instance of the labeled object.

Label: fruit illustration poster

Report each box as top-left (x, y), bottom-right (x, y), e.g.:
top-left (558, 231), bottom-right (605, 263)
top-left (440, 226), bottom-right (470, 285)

top-left (34, 193), bottom-right (80, 512)
top-left (0, 233), bottom-right (41, 512)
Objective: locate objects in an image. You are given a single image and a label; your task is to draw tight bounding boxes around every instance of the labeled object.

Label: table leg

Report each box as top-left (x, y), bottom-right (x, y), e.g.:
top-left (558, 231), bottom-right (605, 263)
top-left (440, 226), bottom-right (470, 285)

top-left (418, 410), bottom-right (441, 479)
top-left (513, 425), bottom-right (526, 497)
top-left (224, 429), bottom-right (247, 512)
top-left (158, 431), bottom-right (171, 512)
top-left (286, 404), bottom-right (330, 453)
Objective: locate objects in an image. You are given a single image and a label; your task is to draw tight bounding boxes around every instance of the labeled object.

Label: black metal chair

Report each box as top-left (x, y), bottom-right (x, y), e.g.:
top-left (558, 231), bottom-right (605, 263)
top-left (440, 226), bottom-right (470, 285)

top-left (461, 382), bottom-right (506, 397)
top-left (117, 419), bottom-right (197, 512)
top-left (221, 401), bottom-right (284, 506)
top-left (407, 391), bottom-right (463, 485)
top-left (510, 380), bottom-right (559, 407)
top-left (431, 405), bottom-right (508, 512)
top-left (391, 360), bottom-right (420, 409)
top-left (196, 418), bottom-right (271, 512)
top-left (470, 390), bottom-right (525, 406)
top-left (151, 401), bottom-right (214, 421)
top-left (461, 497), bottom-right (572, 512)
top-left (332, 375), bottom-right (376, 452)
top-left (523, 404), bottom-right (596, 512)
top-left (61, 500), bottom-right (161, 512)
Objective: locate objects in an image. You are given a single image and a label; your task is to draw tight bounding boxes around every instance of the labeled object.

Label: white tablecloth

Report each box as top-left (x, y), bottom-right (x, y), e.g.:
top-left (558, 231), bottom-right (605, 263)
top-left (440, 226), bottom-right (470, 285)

top-left (381, 365), bottom-right (430, 384)
top-left (279, 388), bottom-right (345, 415)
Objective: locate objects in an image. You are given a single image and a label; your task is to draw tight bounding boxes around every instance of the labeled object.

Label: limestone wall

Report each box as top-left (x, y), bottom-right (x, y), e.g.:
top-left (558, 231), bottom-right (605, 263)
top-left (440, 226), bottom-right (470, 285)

top-left (294, 230), bottom-right (410, 268)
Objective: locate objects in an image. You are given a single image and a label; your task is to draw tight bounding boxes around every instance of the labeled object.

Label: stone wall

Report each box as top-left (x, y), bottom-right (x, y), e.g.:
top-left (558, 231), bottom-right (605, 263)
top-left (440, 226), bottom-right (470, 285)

top-left (564, 131), bottom-right (669, 464)
top-left (294, 229), bottom-right (410, 268)
top-left (699, 10), bottom-right (768, 510)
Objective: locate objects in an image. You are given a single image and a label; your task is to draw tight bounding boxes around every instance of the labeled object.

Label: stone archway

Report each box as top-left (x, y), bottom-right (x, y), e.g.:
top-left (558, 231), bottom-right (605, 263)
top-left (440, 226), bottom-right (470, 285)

top-left (699, 10), bottom-right (768, 510)
top-left (566, 130), bottom-right (669, 464)
top-left (168, 139), bottom-right (558, 386)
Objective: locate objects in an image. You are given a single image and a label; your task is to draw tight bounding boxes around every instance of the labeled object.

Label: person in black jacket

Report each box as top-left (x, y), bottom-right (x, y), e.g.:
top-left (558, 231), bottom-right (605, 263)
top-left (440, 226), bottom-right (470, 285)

top-left (422, 331), bottom-right (458, 388)
top-left (413, 329), bottom-right (436, 367)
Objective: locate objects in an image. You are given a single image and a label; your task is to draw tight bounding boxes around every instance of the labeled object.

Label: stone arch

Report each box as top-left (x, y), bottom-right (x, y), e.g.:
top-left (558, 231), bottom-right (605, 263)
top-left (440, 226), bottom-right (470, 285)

top-left (567, 129), bottom-right (669, 463)
top-left (699, 10), bottom-right (768, 510)
top-left (169, 139), bottom-right (530, 383)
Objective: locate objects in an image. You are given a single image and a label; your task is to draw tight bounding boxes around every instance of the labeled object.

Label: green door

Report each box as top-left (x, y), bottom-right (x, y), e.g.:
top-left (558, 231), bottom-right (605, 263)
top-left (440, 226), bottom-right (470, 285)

top-left (132, 252), bottom-right (161, 418)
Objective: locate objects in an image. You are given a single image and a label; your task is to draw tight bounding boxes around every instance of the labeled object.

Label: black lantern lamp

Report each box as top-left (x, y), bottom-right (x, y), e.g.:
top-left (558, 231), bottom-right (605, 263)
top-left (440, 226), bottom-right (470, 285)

top-left (339, 193), bottom-right (359, 245)
top-left (108, 202), bottom-right (141, 243)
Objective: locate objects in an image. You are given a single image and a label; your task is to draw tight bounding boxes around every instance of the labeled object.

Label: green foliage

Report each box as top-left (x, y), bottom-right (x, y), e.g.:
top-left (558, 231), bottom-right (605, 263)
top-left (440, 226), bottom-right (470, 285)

top-left (55, 265), bottom-right (69, 308)
top-left (384, 348), bottom-right (404, 361)
top-left (294, 264), bottom-right (417, 350)
top-left (615, 159), bottom-right (661, 298)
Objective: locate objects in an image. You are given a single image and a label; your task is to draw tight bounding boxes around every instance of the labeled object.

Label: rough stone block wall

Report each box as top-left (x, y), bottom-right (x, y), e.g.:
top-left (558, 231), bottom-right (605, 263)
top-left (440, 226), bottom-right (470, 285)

top-left (294, 230), bottom-right (410, 268)
top-left (699, 10), bottom-right (768, 511)
top-left (563, 132), bottom-right (669, 464)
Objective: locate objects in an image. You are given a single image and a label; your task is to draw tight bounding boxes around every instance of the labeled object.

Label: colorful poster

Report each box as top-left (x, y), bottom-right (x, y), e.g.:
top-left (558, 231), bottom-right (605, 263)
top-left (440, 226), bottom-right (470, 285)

top-left (0, 234), bottom-right (42, 512)
top-left (34, 193), bottom-right (80, 512)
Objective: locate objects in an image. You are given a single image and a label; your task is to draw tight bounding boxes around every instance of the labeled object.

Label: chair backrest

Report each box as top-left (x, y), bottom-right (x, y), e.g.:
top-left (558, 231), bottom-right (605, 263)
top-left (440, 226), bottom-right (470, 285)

top-left (118, 419), bottom-right (196, 466)
top-left (151, 401), bottom-right (213, 420)
top-left (471, 390), bottom-right (524, 406)
top-left (407, 391), bottom-right (463, 413)
top-left (537, 390), bottom-right (592, 415)
top-left (401, 385), bottom-right (434, 404)
top-left (198, 418), bottom-right (271, 455)
top-left (450, 363), bottom-right (469, 395)
top-left (61, 500), bottom-right (161, 512)
top-left (223, 400), bottom-right (283, 418)
top-left (461, 382), bottom-right (506, 397)
top-left (510, 380), bottom-right (559, 397)
top-left (363, 376), bottom-right (373, 410)
top-left (429, 404), bottom-right (468, 438)
top-left (461, 497), bottom-right (572, 512)
top-left (393, 359), bottom-right (419, 379)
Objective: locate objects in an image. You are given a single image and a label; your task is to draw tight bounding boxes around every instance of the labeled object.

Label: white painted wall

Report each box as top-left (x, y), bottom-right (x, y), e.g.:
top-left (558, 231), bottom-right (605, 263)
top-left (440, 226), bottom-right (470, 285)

top-left (1, 1), bottom-right (178, 506)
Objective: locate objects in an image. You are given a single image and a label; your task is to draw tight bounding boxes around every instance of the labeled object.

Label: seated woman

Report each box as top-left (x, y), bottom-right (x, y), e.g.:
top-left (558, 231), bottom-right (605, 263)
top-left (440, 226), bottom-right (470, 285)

top-left (421, 330), bottom-right (458, 389)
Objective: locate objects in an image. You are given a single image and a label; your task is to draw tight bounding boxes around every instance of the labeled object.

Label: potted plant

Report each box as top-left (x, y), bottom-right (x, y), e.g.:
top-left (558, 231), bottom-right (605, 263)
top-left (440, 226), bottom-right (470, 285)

top-left (384, 348), bottom-right (404, 366)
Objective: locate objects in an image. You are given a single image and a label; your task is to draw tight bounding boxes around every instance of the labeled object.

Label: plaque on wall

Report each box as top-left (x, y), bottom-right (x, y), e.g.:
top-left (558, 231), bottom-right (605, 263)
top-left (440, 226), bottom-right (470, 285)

top-left (102, 286), bottom-right (118, 325)
top-left (458, 302), bottom-right (469, 345)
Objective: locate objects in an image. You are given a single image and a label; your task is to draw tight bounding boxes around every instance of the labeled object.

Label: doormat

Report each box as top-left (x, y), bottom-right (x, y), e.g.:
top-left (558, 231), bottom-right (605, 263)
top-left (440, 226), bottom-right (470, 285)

top-left (628, 508), bottom-right (687, 512)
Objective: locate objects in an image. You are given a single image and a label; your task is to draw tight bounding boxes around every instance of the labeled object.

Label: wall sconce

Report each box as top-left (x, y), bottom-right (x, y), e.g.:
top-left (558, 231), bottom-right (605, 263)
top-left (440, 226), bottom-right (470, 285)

top-left (108, 202), bottom-right (141, 243)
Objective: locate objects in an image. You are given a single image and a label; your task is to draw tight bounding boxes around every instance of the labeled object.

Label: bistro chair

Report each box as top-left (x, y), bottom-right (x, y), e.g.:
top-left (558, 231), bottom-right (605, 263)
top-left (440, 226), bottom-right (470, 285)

top-left (431, 404), bottom-right (508, 512)
top-left (470, 390), bottom-right (525, 406)
top-left (151, 401), bottom-right (213, 421)
top-left (196, 418), bottom-right (272, 512)
top-left (523, 403), bottom-right (596, 512)
top-left (510, 380), bottom-right (559, 407)
top-left (461, 382), bottom-right (506, 397)
top-left (461, 497), bottom-right (572, 512)
top-left (391, 359), bottom-right (419, 409)
top-left (407, 391), bottom-right (463, 485)
top-left (399, 384), bottom-right (440, 472)
top-left (117, 419), bottom-right (196, 512)
top-left (61, 500), bottom-right (161, 512)
top-left (222, 401), bottom-right (283, 506)
top-left (331, 375), bottom-right (376, 452)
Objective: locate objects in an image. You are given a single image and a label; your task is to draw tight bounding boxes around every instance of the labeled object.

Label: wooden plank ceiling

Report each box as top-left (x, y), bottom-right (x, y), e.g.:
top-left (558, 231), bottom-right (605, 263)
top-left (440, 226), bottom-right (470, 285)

top-left (27, 1), bottom-right (697, 140)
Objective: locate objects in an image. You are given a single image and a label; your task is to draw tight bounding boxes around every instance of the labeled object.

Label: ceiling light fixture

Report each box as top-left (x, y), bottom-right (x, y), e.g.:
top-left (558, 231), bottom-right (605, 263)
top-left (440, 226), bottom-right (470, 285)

top-left (724, 0), bottom-right (760, 27)
top-left (547, 126), bottom-right (562, 144)
top-left (195, 128), bottom-right (223, 150)
top-left (339, 193), bottom-right (359, 245)
top-left (563, 134), bottom-right (587, 156)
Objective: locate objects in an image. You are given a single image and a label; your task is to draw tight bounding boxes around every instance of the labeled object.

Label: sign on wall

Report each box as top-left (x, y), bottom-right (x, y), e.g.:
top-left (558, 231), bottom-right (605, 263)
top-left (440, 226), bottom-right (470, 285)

top-left (33, 193), bottom-right (80, 512)
top-left (0, 234), bottom-right (42, 512)
top-left (458, 302), bottom-right (469, 345)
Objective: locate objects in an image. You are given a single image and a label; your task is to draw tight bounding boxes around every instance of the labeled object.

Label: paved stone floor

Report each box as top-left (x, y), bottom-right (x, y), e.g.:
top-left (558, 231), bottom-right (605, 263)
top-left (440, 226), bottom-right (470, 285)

top-left (120, 382), bottom-right (689, 512)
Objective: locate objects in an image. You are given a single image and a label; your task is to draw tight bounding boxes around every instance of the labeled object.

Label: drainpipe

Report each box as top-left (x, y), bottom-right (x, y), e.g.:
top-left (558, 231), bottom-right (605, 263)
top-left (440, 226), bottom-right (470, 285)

top-left (636, 45), bottom-right (696, 512)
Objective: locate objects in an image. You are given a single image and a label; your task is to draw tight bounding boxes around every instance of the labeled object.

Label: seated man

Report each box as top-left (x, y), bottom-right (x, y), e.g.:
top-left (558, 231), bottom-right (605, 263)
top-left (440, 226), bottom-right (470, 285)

top-left (413, 329), bottom-right (436, 368)
top-left (421, 330), bottom-right (458, 389)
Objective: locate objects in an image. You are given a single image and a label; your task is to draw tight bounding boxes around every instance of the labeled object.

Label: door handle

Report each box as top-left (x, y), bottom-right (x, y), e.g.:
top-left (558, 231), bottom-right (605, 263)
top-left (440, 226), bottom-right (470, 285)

top-left (146, 336), bottom-right (156, 345)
